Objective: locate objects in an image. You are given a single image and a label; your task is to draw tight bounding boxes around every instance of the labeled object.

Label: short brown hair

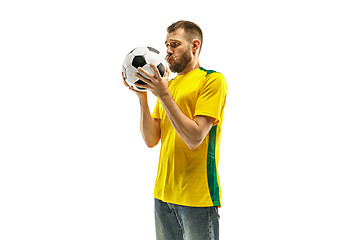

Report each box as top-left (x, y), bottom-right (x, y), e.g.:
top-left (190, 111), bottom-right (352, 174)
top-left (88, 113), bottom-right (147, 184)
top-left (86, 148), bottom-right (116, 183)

top-left (167, 20), bottom-right (203, 53)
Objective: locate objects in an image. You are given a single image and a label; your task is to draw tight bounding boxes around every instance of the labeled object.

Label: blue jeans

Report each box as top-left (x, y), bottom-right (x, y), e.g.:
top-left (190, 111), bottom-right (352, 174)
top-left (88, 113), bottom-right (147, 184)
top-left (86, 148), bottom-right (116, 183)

top-left (155, 198), bottom-right (220, 240)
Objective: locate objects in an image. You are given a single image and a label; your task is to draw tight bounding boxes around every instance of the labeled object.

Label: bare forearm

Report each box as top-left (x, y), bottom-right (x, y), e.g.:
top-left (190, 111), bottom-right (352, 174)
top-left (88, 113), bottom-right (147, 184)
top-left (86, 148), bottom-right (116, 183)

top-left (138, 95), bottom-right (160, 148)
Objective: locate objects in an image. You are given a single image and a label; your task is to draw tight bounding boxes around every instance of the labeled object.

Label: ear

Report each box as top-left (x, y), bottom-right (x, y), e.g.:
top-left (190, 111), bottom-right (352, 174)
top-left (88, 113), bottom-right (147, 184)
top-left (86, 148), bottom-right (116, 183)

top-left (192, 39), bottom-right (201, 54)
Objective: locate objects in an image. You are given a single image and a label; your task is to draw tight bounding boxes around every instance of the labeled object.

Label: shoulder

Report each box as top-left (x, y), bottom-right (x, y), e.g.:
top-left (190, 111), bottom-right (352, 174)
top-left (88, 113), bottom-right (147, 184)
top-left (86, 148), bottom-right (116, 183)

top-left (199, 67), bottom-right (218, 77)
top-left (199, 67), bottom-right (227, 89)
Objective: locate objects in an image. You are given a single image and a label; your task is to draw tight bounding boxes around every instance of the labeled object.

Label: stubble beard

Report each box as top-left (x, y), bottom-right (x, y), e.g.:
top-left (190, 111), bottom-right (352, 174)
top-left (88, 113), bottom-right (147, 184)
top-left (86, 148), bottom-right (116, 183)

top-left (168, 48), bottom-right (192, 73)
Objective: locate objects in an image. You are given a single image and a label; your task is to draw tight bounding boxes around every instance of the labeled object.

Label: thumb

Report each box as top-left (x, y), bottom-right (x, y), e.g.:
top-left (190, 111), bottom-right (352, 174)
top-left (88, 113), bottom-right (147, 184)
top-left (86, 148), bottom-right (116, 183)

top-left (165, 66), bottom-right (170, 78)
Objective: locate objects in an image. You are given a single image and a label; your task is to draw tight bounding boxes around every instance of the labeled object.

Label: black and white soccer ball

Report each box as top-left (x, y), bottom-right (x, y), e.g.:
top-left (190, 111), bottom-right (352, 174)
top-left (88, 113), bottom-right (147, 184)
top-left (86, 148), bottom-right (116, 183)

top-left (122, 46), bottom-right (167, 92)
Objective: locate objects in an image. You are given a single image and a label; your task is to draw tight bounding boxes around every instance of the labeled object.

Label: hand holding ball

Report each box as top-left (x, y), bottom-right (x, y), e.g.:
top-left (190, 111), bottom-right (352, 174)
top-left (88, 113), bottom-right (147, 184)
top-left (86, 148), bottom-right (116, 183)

top-left (122, 46), bottom-right (167, 92)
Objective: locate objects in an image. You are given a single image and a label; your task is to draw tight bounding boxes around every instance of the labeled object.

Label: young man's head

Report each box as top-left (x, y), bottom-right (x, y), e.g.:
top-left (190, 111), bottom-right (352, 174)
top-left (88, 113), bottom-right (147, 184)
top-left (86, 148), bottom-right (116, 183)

top-left (165, 20), bottom-right (203, 74)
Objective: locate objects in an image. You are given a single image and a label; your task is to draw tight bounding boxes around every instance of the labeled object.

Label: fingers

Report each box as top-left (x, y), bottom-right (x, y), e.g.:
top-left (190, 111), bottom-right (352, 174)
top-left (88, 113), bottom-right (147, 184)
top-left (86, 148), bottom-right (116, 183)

top-left (133, 82), bottom-right (149, 90)
top-left (135, 72), bottom-right (151, 85)
top-left (136, 67), bottom-right (153, 82)
top-left (136, 62), bottom-right (162, 81)
top-left (150, 63), bottom-right (161, 79)
top-left (125, 62), bottom-right (166, 93)
top-left (123, 76), bottom-right (130, 88)
top-left (128, 81), bottom-right (145, 92)
top-left (122, 72), bottom-right (137, 91)
top-left (165, 66), bottom-right (170, 78)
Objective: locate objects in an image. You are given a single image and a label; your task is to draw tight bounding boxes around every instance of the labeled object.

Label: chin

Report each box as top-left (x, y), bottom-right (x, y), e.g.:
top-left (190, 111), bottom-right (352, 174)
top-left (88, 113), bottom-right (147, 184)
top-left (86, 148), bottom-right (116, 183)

top-left (169, 66), bottom-right (176, 73)
top-left (168, 64), bottom-right (179, 73)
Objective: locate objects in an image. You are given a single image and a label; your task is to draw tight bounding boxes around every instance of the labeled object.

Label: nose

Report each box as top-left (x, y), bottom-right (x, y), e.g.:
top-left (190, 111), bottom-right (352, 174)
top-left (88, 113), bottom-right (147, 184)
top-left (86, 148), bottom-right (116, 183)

top-left (166, 46), bottom-right (173, 56)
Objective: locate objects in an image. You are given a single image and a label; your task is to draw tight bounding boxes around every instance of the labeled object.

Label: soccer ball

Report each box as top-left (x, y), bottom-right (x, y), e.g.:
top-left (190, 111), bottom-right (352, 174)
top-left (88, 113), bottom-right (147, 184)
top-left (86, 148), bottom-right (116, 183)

top-left (122, 46), bottom-right (167, 92)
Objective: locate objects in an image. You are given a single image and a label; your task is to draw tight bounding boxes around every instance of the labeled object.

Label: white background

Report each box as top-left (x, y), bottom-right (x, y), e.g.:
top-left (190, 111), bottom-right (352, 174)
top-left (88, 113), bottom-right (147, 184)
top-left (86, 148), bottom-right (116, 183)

top-left (1, 0), bottom-right (359, 239)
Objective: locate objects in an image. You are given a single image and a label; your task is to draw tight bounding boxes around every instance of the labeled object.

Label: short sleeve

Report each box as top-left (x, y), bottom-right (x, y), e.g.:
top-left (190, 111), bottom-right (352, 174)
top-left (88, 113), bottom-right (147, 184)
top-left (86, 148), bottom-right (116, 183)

top-left (152, 99), bottom-right (161, 119)
top-left (195, 72), bottom-right (227, 125)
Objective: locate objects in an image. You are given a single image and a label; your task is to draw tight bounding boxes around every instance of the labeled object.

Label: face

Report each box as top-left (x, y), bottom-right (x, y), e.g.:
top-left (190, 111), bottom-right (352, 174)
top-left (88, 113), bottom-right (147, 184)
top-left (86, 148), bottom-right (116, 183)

top-left (165, 28), bottom-right (193, 73)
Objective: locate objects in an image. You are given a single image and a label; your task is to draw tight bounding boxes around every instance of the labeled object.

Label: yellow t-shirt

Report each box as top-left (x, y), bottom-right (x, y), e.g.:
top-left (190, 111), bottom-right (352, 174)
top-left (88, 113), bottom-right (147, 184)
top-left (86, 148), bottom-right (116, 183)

top-left (151, 67), bottom-right (227, 207)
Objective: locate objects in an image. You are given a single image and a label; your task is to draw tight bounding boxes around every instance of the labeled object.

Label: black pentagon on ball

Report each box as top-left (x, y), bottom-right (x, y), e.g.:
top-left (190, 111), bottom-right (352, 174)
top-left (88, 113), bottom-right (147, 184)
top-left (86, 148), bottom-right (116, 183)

top-left (135, 80), bottom-right (146, 90)
top-left (132, 55), bottom-right (147, 68)
top-left (147, 47), bottom-right (160, 54)
top-left (157, 63), bottom-right (166, 76)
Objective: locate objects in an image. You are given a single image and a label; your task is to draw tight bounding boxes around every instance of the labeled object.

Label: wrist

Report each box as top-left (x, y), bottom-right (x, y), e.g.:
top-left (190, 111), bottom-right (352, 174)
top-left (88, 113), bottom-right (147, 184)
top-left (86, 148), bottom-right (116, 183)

top-left (137, 92), bottom-right (148, 103)
top-left (158, 89), bottom-right (172, 102)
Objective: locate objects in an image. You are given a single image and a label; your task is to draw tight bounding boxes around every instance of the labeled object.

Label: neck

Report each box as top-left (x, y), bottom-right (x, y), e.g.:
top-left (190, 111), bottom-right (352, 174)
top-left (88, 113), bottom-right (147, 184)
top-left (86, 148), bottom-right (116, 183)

top-left (178, 56), bottom-right (200, 75)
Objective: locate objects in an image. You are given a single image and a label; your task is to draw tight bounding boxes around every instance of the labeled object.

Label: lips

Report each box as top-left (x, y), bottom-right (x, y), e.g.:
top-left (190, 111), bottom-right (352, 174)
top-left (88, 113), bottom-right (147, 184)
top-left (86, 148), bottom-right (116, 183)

top-left (165, 55), bottom-right (172, 63)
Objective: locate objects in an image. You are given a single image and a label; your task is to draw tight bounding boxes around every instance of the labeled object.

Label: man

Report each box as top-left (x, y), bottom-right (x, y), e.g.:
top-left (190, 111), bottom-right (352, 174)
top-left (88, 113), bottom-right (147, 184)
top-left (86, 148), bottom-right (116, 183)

top-left (123, 20), bottom-right (227, 240)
